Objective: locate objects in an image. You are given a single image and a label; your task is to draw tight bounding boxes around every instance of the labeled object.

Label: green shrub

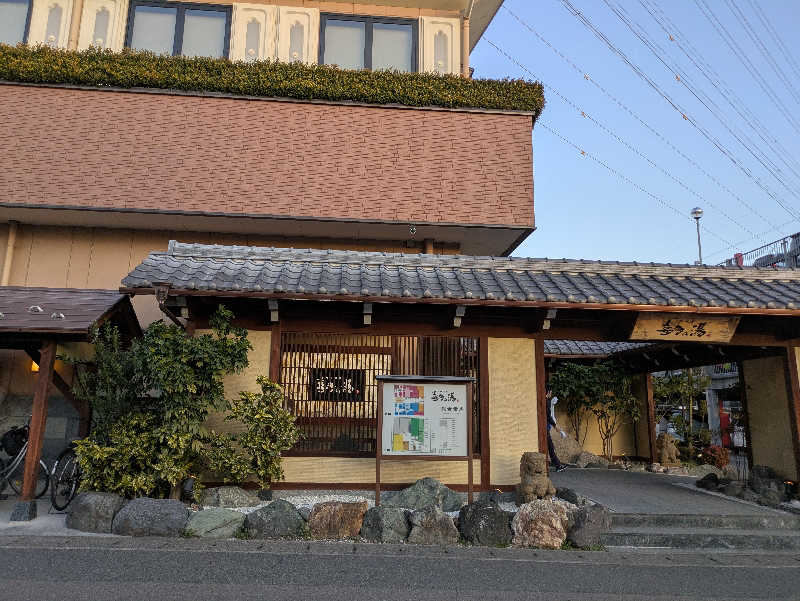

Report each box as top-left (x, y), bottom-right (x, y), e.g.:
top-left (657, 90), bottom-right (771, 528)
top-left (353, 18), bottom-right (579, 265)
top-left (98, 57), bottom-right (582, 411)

top-left (223, 376), bottom-right (302, 489)
top-left (0, 44), bottom-right (545, 117)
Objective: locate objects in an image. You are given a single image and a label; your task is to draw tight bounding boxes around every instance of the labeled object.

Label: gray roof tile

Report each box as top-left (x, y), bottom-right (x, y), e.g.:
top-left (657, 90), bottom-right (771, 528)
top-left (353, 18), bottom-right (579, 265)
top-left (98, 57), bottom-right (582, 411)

top-left (121, 242), bottom-right (800, 311)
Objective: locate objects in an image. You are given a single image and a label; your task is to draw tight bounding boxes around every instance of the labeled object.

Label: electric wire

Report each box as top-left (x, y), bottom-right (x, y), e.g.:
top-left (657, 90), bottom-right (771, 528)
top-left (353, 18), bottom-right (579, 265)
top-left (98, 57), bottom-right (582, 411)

top-left (600, 0), bottom-right (800, 219)
top-left (746, 0), bottom-right (800, 88)
top-left (501, 3), bottom-right (789, 242)
top-left (558, 0), bottom-right (800, 225)
top-left (485, 37), bottom-right (759, 241)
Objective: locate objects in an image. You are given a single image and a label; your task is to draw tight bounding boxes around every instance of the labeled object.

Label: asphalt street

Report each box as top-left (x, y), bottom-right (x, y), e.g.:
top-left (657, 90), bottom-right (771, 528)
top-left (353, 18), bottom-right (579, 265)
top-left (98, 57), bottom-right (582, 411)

top-left (0, 536), bottom-right (798, 601)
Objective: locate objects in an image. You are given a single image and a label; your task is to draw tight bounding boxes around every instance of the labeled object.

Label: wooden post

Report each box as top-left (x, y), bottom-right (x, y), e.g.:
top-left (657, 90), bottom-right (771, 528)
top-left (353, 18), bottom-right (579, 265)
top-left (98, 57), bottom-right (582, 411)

top-left (783, 347), bottom-right (800, 481)
top-left (467, 384), bottom-right (473, 504)
top-left (21, 340), bottom-right (56, 501)
top-left (376, 382), bottom-right (383, 506)
top-left (534, 338), bottom-right (548, 462)
top-left (645, 373), bottom-right (657, 462)
top-left (479, 336), bottom-right (490, 490)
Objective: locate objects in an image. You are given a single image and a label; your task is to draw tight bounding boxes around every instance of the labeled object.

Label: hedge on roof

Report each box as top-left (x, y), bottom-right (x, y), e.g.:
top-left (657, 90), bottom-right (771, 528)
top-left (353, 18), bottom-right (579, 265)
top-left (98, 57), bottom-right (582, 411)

top-left (0, 44), bottom-right (545, 118)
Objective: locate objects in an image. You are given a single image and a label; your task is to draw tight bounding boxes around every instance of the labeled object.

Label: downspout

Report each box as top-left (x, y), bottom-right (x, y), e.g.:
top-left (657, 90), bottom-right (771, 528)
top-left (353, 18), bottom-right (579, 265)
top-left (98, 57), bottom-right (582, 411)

top-left (1, 221), bottom-right (18, 286)
top-left (461, 0), bottom-right (474, 78)
top-left (154, 285), bottom-right (186, 330)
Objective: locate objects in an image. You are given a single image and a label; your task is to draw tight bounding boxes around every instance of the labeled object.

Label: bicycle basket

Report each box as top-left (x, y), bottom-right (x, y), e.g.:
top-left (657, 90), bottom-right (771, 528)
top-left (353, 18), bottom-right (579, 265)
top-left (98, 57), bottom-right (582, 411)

top-left (1, 426), bottom-right (27, 456)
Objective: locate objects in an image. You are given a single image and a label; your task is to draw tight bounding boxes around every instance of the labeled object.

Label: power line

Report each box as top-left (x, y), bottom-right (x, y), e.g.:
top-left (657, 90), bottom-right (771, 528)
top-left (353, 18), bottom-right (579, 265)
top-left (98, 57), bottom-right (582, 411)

top-left (501, 3), bottom-right (790, 242)
top-left (639, 0), bottom-right (800, 189)
top-left (558, 0), bottom-right (800, 225)
top-left (535, 120), bottom-right (737, 251)
top-left (606, 0), bottom-right (800, 207)
top-left (747, 0), bottom-right (800, 88)
top-left (485, 37), bottom-right (760, 241)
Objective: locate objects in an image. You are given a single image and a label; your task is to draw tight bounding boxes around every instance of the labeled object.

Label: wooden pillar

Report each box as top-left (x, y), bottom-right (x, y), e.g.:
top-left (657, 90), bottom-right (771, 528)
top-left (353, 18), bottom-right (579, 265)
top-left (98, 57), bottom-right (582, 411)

top-left (534, 338), bottom-right (548, 462)
top-left (21, 340), bottom-right (56, 501)
top-left (783, 347), bottom-right (800, 481)
top-left (479, 336), bottom-right (490, 489)
top-left (645, 374), bottom-right (657, 462)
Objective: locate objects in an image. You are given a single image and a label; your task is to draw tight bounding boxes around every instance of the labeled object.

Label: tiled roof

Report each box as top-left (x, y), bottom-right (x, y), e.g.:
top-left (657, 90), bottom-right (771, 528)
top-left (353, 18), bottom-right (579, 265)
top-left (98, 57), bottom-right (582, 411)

top-left (122, 242), bottom-right (800, 311)
top-left (0, 287), bottom-right (135, 335)
top-left (543, 340), bottom-right (650, 357)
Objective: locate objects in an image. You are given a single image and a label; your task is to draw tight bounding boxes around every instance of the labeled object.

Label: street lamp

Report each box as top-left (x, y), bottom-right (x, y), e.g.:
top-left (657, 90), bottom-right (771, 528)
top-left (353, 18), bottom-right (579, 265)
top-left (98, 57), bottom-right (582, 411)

top-left (691, 207), bottom-right (703, 265)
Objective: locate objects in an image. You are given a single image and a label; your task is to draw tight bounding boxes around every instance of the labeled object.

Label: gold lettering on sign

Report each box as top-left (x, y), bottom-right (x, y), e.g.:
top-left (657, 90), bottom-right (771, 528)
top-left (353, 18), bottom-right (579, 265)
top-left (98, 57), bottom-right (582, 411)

top-left (630, 313), bottom-right (741, 343)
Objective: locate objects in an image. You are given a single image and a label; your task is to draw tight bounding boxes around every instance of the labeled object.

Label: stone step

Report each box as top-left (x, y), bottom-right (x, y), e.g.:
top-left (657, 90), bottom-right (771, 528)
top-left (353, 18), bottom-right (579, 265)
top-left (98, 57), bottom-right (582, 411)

top-left (612, 513), bottom-right (800, 530)
top-left (602, 526), bottom-right (800, 550)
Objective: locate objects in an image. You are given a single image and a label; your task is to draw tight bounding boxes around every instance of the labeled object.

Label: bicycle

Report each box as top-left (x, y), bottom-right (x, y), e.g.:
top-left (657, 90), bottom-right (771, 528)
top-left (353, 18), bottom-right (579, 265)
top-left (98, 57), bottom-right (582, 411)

top-left (50, 443), bottom-right (81, 511)
top-left (0, 420), bottom-right (50, 499)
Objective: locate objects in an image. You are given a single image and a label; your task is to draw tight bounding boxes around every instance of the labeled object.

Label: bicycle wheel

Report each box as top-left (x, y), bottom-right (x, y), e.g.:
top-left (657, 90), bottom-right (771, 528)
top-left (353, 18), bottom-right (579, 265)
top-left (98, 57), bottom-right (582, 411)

top-left (50, 448), bottom-right (80, 510)
top-left (9, 458), bottom-right (50, 499)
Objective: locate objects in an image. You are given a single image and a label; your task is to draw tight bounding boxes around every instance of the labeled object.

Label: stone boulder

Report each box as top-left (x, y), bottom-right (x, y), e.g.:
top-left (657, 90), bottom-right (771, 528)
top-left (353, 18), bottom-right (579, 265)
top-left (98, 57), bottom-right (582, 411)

top-left (722, 464), bottom-right (740, 481)
top-left (458, 501), bottom-right (512, 547)
top-left (66, 492), bottom-right (127, 534)
top-left (556, 487), bottom-right (581, 506)
top-left (111, 498), bottom-right (188, 537)
top-left (308, 501), bottom-right (368, 539)
top-left (201, 486), bottom-right (260, 508)
top-left (758, 489), bottom-right (785, 508)
top-left (407, 507), bottom-right (460, 545)
top-left (723, 481), bottom-right (746, 498)
top-left (741, 489), bottom-right (761, 504)
top-left (750, 465), bottom-right (785, 499)
top-left (567, 504), bottom-right (611, 548)
top-left (576, 451), bottom-right (609, 469)
top-left (360, 506), bottom-right (410, 543)
top-left (696, 473), bottom-right (720, 490)
top-left (245, 499), bottom-right (308, 539)
top-left (478, 490), bottom-right (516, 506)
top-left (517, 452), bottom-right (556, 504)
top-left (665, 466), bottom-right (689, 476)
top-left (511, 500), bottom-right (569, 549)
top-left (383, 477), bottom-right (462, 512)
top-left (551, 433), bottom-right (583, 464)
top-left (688, 464), bottom-right (723, 479)
top-left (186, 507), bottom-right (245, 538)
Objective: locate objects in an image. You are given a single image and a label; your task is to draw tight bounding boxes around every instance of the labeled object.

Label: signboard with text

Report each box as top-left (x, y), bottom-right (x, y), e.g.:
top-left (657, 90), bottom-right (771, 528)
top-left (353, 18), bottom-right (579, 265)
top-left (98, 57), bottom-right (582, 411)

top-left (629, 312), bottom-right (741, 343)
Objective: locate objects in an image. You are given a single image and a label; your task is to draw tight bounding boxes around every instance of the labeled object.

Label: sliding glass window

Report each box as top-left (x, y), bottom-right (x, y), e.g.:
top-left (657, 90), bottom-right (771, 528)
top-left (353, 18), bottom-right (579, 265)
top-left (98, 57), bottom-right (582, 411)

top-left (0, 0), bottom-right (32, 45)
top-left (319, 14), bottom-right (417, 73)
top-left (125, 0), bottom-right (231, 58)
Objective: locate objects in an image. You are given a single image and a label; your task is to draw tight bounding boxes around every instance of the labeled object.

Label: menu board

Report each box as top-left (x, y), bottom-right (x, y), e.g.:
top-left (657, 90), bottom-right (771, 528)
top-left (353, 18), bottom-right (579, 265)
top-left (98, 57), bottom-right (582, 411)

top-left (380, 381), bottom-right (468, 457)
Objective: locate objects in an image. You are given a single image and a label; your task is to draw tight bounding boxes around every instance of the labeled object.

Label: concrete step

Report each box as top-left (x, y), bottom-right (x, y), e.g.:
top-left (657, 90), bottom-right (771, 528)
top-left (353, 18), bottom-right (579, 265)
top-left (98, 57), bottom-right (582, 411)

top-left (612, 513), bottom-right (800, 530)
top-left (602, 526), bottom-right (800, 550)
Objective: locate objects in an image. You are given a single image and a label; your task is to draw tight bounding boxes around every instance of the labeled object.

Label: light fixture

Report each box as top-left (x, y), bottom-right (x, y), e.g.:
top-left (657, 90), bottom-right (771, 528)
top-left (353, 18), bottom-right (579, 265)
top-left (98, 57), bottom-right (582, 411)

top-left (691, 207), bottom-right (703, 265)
top-left (31, 360), bottom-right (39, 373)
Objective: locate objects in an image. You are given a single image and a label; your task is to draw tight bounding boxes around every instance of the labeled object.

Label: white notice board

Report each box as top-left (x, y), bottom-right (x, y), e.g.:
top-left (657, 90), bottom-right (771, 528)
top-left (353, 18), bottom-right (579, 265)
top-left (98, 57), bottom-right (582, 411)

top-left (380, 381), bottom-right (468, 457)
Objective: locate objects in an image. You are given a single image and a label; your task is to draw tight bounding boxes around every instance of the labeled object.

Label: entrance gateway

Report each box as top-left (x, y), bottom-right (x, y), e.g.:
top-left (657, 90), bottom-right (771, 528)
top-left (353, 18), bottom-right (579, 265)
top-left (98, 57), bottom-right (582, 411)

top-left (123, 241), bottom-right (800, 490)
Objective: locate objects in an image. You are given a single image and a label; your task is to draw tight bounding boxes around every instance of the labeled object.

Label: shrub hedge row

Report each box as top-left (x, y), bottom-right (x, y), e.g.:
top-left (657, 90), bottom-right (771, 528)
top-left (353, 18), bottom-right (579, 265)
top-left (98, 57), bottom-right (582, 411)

top-left (0, 44), bottom-right (545, 117)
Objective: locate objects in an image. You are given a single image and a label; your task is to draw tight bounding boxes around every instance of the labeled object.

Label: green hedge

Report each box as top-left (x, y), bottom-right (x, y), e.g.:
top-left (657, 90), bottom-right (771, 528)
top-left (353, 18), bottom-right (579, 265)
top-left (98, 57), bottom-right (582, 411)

top-left (0, 44), bottom-right (545, 117)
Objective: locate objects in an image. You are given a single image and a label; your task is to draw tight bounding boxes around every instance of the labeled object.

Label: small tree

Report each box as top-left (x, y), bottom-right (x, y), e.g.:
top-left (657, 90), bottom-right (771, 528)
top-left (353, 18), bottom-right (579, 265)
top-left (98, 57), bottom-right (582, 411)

top-left (223, 376), bottom-right (302, 489)
top-left (592, 364), bottom-right (641, 461)
top-left (548, 362), bottom-right (603, 446)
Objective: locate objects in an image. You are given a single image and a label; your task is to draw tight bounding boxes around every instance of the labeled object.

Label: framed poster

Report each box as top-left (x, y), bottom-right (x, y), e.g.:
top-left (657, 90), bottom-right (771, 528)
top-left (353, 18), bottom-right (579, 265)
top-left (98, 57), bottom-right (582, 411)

top-left (375, 375), bottom-right (474, 505)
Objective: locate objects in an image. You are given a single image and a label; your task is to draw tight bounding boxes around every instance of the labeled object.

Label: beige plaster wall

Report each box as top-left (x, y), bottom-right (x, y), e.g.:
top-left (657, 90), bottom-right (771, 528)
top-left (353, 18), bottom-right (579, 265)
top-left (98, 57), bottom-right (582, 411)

top-left (488, 337), bottom-right (537, 486)
top-left (742, 355), bottom-right (798, 480)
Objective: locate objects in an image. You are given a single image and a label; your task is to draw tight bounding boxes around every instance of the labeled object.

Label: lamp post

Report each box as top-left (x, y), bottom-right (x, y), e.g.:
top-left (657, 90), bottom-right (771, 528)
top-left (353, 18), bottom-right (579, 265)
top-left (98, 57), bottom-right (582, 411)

top-left (691, 207), bottom-right (703, 265)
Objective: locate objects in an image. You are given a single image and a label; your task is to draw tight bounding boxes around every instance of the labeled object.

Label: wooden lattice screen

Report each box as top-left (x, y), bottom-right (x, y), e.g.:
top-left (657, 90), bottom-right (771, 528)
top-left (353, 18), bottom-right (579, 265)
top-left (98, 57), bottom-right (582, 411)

top-left (280, 333), bottom-right (481, 457)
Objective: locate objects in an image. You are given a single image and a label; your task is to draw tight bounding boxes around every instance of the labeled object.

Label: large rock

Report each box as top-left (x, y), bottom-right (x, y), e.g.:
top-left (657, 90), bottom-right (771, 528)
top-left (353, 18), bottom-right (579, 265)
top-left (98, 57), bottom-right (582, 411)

top-left (576, 451), bottom-right (609, 469)
top-left (186, 507), bottom-right (245, 538)
top-left (688, 464), bottom-right (723, 479)
top-left (551, 433), bottom-right (583, 464)
top-left (383, 477), bottom-right (462, 512)
top-left (201, 486), bottom-right (260, 508)
top-left (567, 504), bottom-right (611, 548)
top-left (360, 506), bottom-right (410, 543)
top-left (245, 499), bottom-right (308, 539)
top-left (750, 465), bottom-right (784, 498)
top-left (696, 473), bottom-right (720, 490)
top-left (66, 492), bottom-right (127, 533)
top-left (407, 507), bottom-right (459, 545)
top-left (723, 481), bottom-right (746, 498)
top-left (556, 487), bottom-right (580, 506)
top-left (511, 500), bottom-right (569, 549)
top-left (111, 498), bottom-right (188, 537)
top-left (458, 501), bottom-right (512, 547)
top-left (308, 500), bottom-right (368, 539)
top-left (758, 489), bottom-right (785, 508)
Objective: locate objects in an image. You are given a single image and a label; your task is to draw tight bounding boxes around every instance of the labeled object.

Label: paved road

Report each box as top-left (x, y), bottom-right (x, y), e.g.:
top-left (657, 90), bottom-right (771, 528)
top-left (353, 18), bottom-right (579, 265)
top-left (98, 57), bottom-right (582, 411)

top-left (0, 536), bottom-right (798, 601)
top-left (550, 469), bottom-right (781, 515)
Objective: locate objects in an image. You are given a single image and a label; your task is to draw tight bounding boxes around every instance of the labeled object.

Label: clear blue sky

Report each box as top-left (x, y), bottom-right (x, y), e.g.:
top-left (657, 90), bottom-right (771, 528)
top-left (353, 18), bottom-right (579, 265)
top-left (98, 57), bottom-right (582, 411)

top-left (470, 0), bottom-right (800, 264)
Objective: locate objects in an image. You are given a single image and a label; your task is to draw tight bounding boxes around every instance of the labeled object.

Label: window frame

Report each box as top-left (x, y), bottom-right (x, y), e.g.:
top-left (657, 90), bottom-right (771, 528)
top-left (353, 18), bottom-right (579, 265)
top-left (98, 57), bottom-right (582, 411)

top-left (1, 0), bottom-right (34, 45)
top-left (124, 0), bottom-right (232, 59)
top-left (318, 13), bottom-right (418, 73)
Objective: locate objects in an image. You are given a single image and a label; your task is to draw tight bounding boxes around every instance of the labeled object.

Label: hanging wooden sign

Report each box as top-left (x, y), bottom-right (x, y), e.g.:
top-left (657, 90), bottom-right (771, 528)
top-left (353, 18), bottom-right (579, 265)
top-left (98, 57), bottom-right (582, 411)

top-left (629, 312), bottom-right (741, 343)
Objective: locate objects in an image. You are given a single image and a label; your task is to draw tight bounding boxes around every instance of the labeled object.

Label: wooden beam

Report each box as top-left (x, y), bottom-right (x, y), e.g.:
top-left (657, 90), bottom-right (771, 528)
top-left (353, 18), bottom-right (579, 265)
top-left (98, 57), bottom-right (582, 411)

top-left (21, 340), bottom-right (56, 501)
top-left (479, 336), bottom-right (490, 490)
top-left (783, 347), bottom-right (800, 480)
top-left (534, 337), bottom-right (548, 461)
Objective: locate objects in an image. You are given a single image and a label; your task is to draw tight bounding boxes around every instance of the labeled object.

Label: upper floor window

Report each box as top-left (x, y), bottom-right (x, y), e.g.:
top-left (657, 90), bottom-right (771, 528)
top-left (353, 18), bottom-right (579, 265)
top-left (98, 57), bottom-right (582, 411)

top-left (125, 0), bottom-right (231, 58)
top-left (319, 14), bottom-right (417, 73)
top-left (0, 0), bottom-right (32, 45)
